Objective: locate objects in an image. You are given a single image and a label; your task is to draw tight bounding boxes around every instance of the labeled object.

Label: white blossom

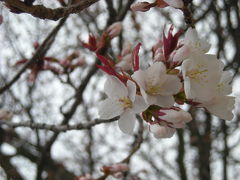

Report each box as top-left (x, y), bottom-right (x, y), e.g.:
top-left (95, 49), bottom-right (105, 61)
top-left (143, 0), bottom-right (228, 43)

top-left (173, 28), bottom-right (211, 63)
top-left (132, 62), bottom-right (182, 107)
top-left (181, 53), bottom-right (223, 101)
top-left (201, 71), bottom-right (235, 120)
top-left (98, 76), bottom-right (148, 134)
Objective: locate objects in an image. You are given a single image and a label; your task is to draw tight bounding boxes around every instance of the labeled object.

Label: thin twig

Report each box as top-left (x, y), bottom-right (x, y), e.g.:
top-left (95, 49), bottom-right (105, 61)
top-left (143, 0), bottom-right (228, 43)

top-left (0, 117), bottom-right (118, 132)
top-left (0, 17), bottom-right (67, 94)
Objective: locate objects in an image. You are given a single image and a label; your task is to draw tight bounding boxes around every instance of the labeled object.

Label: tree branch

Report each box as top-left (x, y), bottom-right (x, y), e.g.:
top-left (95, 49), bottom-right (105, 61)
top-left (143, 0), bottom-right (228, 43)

top-left (0, 117), bottom-right (118, 132)
top-left (4, 0), bottom-right (99, 21)
top-left (0, 17), bottom-right (67, 94)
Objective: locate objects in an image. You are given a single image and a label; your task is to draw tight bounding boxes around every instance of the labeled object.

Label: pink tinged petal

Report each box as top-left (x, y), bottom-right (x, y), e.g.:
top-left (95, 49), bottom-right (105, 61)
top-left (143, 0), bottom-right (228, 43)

top-left (98, 98), bottom-right (124, 119)
top-left (107, 22), bottom-right (122, 39)
top-left (118, 110), bottom-right (136, 134)
top-left (104, 76), bottom-right (128, 98)
top-left (127, 80), bottom-right (136, 102)
top-left (115, 54), bottom-right (132, 71)
top-left (132, 95), bottom-right (149, 113)
top-left (150, 124), bottom-right (176, 138)
top-left (155, 95), bottom-right (175, 107)
top-left (163, 0), bottom-right (184, 8)
top-left (160, 109), bottom-right (192, 127)
top-left (172, 45), bottom-right (190, 62)
top-left (159, 75), bottom-right (182, 95)
top-left (205, 96), bottom-right (235, 121)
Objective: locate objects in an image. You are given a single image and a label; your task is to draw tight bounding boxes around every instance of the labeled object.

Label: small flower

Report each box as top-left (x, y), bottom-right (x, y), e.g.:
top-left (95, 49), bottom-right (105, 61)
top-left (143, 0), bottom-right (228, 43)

top-left (132, 62), bottom-right (182, 107)
top-left (181, 53), bottom-right (223, 101)
top-left (98, 76), bottom-right (148, 134)
top-left (149, 124), bottom-right (176, 138)
top-left (173, 28), bottom-right (211, 63)
top-left (200, 71), bottom-right (235, 120)
top-left (106, 22), bottom-right (122, 39)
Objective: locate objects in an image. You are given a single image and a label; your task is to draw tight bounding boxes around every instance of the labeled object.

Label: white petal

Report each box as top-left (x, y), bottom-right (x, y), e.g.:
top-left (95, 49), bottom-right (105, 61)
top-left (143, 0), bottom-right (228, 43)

top-left (98, 98), bottom-right (124, 119)
top-left (159, 75), bottom-right (182, 95)
top-left (155, 95), bottom-right (175, 107)
top-left (186, 78), bottom-right (216, 101)
top-left (150, 124), bottom-right (176, 138)
top-left (205, 96), bottom-right (235, 120)
top-left (118, 110), bottom-right (136, 134)
top-left (185, 28), bottom-right (210, 53)
top-left (132, 70), bottom-right (146, 90)
top-left (219, 71), bottom-right (233, 95)
top-left (104, 76), bottom-right (128, 98)
top-left (132, 95), bottom-right (149, 113)
top-left (146, 62), bottom-right (166, 87)
top-left (173, 45), bottom-right (190, 62)
top-left (127, 80), bottom-right (136, 102)
top-left (140, 88), bottom-right (157, 105)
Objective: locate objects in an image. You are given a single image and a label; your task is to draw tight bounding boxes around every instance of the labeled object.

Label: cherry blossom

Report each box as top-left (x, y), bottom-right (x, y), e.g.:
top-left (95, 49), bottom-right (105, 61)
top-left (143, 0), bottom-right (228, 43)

top-left (173, 28), bottom-right (211, 63)
top-left (98, 76), bottom-right (148, 134)
top-left (181, 53), bottom-right (223, 102)
top-left (200, 71), bottom-right (235, 120)
top-left (132, 62), bottom-right (182, 107)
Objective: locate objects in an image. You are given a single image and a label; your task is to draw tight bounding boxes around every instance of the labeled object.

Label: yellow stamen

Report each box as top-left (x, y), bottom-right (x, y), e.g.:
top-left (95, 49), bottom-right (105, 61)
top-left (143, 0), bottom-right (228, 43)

top-left (119, 97), bottom-right (132, 109)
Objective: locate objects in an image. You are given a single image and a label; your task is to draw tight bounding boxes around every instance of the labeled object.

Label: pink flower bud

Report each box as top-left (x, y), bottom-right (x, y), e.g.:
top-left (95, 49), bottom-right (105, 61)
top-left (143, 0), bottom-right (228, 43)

top-left (101, 163), bottom-right (129, 174)
top-left (150, 124), bottom-right (176, 138)
top-left (130, 2), bottom-right (154, 12)
top-left (107, 22), bottom-right (122, 39)
top-left (159, 109), bottom-right (192, 128)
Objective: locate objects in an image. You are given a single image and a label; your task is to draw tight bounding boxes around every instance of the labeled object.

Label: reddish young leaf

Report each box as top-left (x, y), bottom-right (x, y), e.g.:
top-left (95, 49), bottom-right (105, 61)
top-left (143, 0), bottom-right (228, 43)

top-left (132, 43), bottom-right (141, 71)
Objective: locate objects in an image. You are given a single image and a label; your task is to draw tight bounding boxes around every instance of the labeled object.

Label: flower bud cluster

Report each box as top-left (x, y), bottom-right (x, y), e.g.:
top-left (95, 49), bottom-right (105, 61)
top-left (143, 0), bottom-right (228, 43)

top-left (95, 26), bottom-right (235, 138)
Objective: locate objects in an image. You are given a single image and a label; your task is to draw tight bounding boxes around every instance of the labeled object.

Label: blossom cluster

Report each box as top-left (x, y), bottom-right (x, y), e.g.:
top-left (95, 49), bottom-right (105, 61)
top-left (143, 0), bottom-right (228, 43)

top-left (96, 25), bottom-right (235, 138)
